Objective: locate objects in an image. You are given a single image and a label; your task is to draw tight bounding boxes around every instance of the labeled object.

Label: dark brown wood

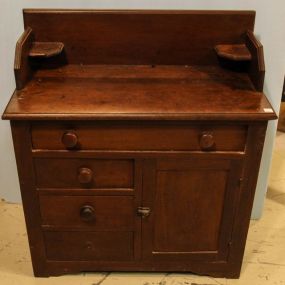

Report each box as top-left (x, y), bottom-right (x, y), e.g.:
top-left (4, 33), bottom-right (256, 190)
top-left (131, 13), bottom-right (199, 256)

top-left (44, 231), bottom-right (134, 261)
top-left (39, 195), bottom-right (134, 230)
top-left (34, 158), bottom-right (134, 188)
top-left (214, 44), bottom-right (252, 61)
top-left (77, 167), bottom-right (93, 184)
top-left (14, 27), bottom-right (34, 90)
top-left (43, 259), bottom-right (231, 277)
top-left (199, 132), bottom-right (215, 150)
top-left (23, 10), bottom-right (255, 65)
top-left (3, 65), bottom-right (276, 121)
top-left (277, 77), bottom-right (285, 132)
top-left (79, 205), bottom-right (95, 222)
top-left (10, 121), bottom-right (48, 276)
top-left (2, 10), bottom-right (277, 278)
top-left (133, 159), bottom-right (143, 260)
top-left (31, 122), bottom-right (247, 151)
top-left (29, 42), bottom-right (64, 57)
top-left (142, 158), bottom-right (243, 262)
top-left (61, 131), bottom-right (78, 149)
top-left (245, 31), bottom-right (265, 91)
top-left (38, 188), bottom-right (134, 196)
top-left (31, 150), bottom-right (245, 159)
top-left (227, 122), bottom-right (268, 277)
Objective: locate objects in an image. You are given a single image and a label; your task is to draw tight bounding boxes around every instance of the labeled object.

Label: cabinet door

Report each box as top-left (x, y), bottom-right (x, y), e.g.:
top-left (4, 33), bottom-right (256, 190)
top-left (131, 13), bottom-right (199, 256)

top-left (142, 157), bottom-right (243, 262)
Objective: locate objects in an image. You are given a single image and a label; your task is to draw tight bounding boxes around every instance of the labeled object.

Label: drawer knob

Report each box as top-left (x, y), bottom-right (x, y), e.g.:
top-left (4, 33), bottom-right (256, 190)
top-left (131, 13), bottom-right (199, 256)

top-left (200, 132), bottom-right (215, 150)
top-left (80, 205), bottom-right (95, 221)
top-left (137, 206), bottom-right (151, 218)
top-left (62, 131), bottom-right (78, 149)
top-left (78, 167), bottom-right (93, 184)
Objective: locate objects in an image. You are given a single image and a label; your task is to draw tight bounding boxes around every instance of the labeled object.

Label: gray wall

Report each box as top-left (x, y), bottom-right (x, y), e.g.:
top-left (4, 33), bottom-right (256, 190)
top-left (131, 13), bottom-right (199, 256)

top-left (1, 0), bottom-right (284, 219)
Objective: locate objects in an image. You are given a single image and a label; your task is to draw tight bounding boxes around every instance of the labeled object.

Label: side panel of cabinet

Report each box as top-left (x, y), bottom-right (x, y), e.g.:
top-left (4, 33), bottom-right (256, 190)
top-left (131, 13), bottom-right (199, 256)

top-left (142, 157), bottom-right (243, 261)
top-left (10, 121), bottom-right (48, 276)
top-left (227, 122), bottom-right (268, 277)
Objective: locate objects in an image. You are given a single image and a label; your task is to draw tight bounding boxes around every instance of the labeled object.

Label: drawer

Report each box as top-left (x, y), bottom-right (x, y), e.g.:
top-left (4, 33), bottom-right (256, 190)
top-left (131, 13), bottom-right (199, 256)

top-left (34, 158), bottom-right (134, 189)
top-left (31, 122), bottom-right (247, 151)
top-left (39, 195), bottom-right (134, 230)
top-left (44, 231), bottom-right (133, 261)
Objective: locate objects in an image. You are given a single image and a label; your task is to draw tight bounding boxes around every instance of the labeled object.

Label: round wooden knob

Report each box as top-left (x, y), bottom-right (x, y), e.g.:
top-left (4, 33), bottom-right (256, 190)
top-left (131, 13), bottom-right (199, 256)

top-left (80, 205), bottom-right (95, 222)
top-left (78, 167), bottom-right (93, 184)
top-left (200, 133), bottom-right (215, 150)
top-left (62, 131), bottom-right (78, 149)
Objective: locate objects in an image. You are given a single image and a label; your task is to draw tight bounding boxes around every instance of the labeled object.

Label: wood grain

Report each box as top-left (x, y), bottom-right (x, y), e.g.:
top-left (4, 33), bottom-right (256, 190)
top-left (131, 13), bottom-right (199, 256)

top-left (39, 195), bottom-right (134, 230)
top-left (227, 122), bottom-right (268, 277)
top-left (31, 121), bottom-right (247, 151)
top-left (23, 10), bottom-right (255, 65)
top-left (34, 158), bottom-right (134, 189)
top-left (3, 10), bottom-right (278, 278)
top-left (2, 65), bottom-right (276, 121)
top-left (215, 44), bottom-right (252, 61)
top-left (29, 42), bottom-right (64, 58)
top-left (245, 31), bottom-right (265, 91)
top-left (44, 231), bottom-right (134, 261)
top-left (14, 27), bottom-right (34, 90)
top-left (142, 158), bottom-right (243, 262)
top-left (10, 121), bottom-right (48, 276)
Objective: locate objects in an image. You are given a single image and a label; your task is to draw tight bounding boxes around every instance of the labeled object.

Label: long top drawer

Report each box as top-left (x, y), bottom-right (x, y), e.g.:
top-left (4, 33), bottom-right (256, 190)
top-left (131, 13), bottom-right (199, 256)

top-left (31, 122), bottom-right (247, 151)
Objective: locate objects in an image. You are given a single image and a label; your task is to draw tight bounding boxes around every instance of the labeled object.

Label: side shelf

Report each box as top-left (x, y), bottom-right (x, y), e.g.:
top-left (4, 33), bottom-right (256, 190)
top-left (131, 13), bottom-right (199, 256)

top-left (29, 42), bottom-right (64, 58)
top-left (14, 27), bottom-right (64, 90)
top-left (214, 31), bottom-right (265, 91)
top-left (214, 44), bottom-right (252, 61)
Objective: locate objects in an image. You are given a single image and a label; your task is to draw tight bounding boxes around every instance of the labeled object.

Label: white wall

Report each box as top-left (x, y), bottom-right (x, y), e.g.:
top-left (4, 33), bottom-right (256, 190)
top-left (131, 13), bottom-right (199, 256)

top-left (1, 0), bottom-right (284, 218)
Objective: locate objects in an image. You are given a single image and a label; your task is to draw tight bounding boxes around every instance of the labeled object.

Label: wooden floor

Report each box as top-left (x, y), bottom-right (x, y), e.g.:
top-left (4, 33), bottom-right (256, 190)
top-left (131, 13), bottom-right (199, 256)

top-left (0, 132), bottom-right (284, 284)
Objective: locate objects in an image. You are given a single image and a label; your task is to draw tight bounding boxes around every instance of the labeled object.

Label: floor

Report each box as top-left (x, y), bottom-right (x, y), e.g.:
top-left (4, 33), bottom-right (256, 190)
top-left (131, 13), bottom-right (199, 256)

top-left (0, 133), bottom-right (285, 285)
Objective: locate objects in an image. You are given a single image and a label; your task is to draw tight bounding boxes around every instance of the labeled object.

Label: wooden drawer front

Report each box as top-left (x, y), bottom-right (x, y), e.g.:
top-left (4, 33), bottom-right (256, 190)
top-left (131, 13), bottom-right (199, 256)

top-left (44, 231), bottom-right (133, 261)
top-left (31, 122), bottom-right (247, 151)
top-left (34, 158), bottom-right (133, 189)
top-left (39, 195), bottom-right (134, 230)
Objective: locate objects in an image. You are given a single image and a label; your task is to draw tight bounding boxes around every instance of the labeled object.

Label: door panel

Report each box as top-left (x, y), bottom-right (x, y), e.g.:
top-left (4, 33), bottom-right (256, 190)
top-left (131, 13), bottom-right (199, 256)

top-left (142, 158), bottom-right (243, 261)
top-left (154, 170), bottom-right (227, 252)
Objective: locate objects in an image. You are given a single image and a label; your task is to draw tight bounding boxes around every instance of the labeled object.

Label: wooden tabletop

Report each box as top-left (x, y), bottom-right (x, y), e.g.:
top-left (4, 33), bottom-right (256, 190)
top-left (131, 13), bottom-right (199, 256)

top-left (3, 65), bottom-right (276, 121)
